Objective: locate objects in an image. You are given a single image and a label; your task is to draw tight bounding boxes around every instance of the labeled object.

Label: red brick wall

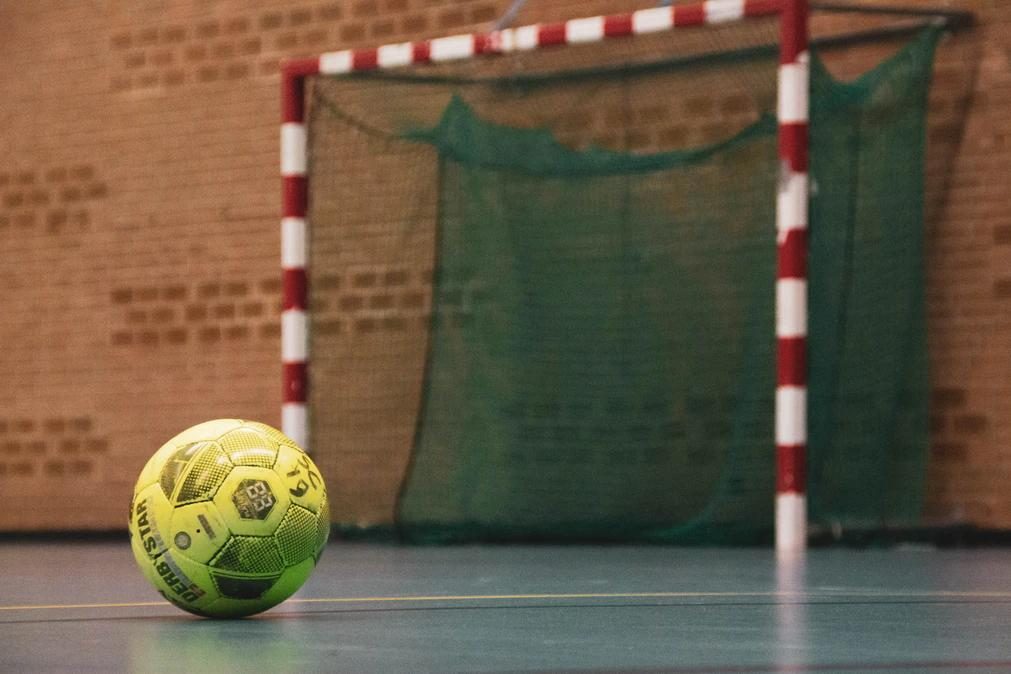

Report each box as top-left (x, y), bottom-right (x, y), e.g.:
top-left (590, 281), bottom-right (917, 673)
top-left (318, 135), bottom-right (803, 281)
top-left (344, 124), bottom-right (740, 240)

top-left (917, 0), bottom-right (1011, 528)
top-left (0, 0), bottom-right (1007, 531)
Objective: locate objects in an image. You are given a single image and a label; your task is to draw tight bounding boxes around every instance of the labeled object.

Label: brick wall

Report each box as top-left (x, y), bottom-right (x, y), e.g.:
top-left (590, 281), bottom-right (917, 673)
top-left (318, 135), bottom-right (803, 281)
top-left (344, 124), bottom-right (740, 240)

top-left (0, 0), bottom-right (1007, 532)
top-left (918, 0), bottom-right (1011, 528)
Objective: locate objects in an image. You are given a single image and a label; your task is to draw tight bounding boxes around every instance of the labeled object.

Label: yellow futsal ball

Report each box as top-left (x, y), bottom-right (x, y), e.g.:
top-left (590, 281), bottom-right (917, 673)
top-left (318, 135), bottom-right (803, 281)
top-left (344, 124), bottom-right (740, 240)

top-left (128, 419), bottom-right (329, 618)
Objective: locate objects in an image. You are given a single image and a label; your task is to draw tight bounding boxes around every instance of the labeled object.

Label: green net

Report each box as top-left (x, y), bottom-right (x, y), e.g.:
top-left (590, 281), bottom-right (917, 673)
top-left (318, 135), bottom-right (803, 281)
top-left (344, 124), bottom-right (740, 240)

top-left (306, 23), bottom-right (941, 543)
top-left (806, 29), bottom-right (939, 528)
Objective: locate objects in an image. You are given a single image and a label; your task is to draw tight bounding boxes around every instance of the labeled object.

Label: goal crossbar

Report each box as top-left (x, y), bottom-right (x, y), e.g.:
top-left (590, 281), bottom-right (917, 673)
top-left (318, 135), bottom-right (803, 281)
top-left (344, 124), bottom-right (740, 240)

top-left (279, 0), bottom-right (810, 553)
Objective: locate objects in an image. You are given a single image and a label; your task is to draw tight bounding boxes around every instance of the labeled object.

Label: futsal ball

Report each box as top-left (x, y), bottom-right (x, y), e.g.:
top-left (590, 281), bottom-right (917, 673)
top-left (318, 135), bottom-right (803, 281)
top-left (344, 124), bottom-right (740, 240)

top-left (128, 419), bottom-right (329, 618)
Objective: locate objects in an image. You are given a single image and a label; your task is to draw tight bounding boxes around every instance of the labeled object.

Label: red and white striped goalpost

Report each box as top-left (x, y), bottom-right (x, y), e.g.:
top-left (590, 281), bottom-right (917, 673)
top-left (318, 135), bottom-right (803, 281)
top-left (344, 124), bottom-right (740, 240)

top-left (774, 0), bottom-right (809, 556)
top-left (280, 0), bottom-right (810, 553)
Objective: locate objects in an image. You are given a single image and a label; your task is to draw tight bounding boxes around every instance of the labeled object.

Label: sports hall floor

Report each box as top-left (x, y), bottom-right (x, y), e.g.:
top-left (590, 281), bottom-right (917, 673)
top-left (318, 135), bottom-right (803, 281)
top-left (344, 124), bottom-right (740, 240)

top-left (1, 542), bottom-right (1010, 673)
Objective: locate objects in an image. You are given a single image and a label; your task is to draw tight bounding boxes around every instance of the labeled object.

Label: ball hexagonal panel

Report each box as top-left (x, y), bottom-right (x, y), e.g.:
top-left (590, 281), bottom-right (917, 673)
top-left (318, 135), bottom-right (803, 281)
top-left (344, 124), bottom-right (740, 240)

top-left (175, 443), bottom-right (232, 504)
top-left (231, 478), bottom-right (277, 520)
top-left (212, 466), bottom-right (289, 536)
top-left (219, 427), bottom-right (278, 468)
top-left (274, 443), bottom-right (326, 513)
top-left (244, 420), bottom-right (301, 450)
top-left (168, 500), bottom-right (229, 565)
top-left (273, 505), bottom-right (317, 566)
top-left (160, 442), bottom-right (210, 500)
top-left (210, 573), bottom-right (282, 600)
top-left (210, 535), bottom-right (285, 575)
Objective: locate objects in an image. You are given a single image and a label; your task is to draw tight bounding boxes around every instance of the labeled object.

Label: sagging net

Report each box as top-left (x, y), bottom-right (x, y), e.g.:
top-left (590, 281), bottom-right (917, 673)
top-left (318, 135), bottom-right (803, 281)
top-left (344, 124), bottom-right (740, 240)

top-left (305, 18), bottom-right (940, 543)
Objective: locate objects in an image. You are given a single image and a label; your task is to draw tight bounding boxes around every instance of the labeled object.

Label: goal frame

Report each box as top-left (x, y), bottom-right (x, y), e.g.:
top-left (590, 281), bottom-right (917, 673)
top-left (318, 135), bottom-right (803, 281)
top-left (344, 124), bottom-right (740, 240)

top-left (279, 0), bottom-right (810, 554)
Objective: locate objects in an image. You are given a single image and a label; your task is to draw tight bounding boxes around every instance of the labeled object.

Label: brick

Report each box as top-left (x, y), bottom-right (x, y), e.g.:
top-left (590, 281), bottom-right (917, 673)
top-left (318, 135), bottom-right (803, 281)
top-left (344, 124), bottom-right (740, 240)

top-left (340, 23), bottom-right (367, 43)
top-left (929, 123), bottom-right (966, 144)
top-left (196, 21), bottom-right (220, 39)
top-left (111, 32), bottom-right (132, 49)
top-left (996, 224), bottom-right (1011, 245)
top-left (304, 29), bottom-right (328, 46)
top-left (931, 387), bottom-right (967, 409)
top-left (150, 50), bottom-right (173, 67)
top-left (383, 270), bottom-right (409, 286)
top-left (352, 272), bottom-right (378, 288)
top-left (225, 62), bottom-right (250, 79)
top-left (372, 19), bottom-right (396, 39)
top-left (720, 94), bottom-right (752, 115)
top-left (995, 278), bottom-right (1011, 298)
top-left (471, 4), bottom-right (498, 23)
top-left (85, 183), bottom-right (108, 199)
top-left (199, 326), bottom-right (222, 343)
top-left (316, 319), bottom-right (344, 335)
top-left (162, 26), bottom-right (186, 43)
top-left (317, 3), bottom-right (342, 21)
top-left (151, 307), bottom-right (175, 323)
top-left (242, 302), bottom-right (265, 317)
top-left (401, 13), bottom-right (428, 33)
top-left (637, 104), bottom-right (670, 125)
top-left (353, 0), bottom-right (380, 17)
top-left (165, 329), bottom-right (187, 344)
top-left (124, 52), bottom-right (146, 69)
top-left (126, 309), bottom-right (147, 324)
top-left (186, 305), bottom-right (207, 321)
top-left (626, 129), bottom-right (651, 149)
top-left (953, 414), bottom-right (989, 435)
top-left (369, 294), bottom-right (395, 309)
top-left (438, 7), bottom-right (466, 29)
top-left (45, 210), bottom-right (65, 232)
top-left (260, 12), bottom-right (284, 30)
top-left (289, 9), bottom-right (312, 26)
top-left (185, 44), bottom-right (207, 61)
top-left (339, 295), bottom-right (365, 311)
top-left (684, 96), bottom-right (714, 116)
top-left (213, 43), bottom-right (235, 59)
top-left (213, 304), bottom-right (236, 319)
top-left (226, 17), bottom-right (250, 34)
top-left (401, 292), bottom-right (425, 309)
top-left (163, 285), bottom-right (187, 301)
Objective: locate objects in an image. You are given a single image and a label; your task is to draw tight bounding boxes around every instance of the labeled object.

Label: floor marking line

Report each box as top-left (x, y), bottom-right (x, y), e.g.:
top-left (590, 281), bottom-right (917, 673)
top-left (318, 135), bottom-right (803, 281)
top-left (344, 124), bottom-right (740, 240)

top-left (0, 601), bottom-right (166, 611)
top-left (0, 592), bottom-right (781, 611)
top-left (290, 591), bottom-right (785, 604)
top-left (2, 589), bottom-right (1010, 612)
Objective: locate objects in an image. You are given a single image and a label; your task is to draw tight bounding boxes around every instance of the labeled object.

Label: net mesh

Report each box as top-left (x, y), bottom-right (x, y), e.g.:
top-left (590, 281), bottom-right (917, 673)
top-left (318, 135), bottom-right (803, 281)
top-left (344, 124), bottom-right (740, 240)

top-left (305, 19), bottom-right (940, 543)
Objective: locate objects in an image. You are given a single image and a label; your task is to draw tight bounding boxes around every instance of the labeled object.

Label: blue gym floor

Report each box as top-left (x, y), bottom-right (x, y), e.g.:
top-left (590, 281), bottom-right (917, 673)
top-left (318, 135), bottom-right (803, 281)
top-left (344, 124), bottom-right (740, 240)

top-left (1, 542), bottom-right (1010, 673)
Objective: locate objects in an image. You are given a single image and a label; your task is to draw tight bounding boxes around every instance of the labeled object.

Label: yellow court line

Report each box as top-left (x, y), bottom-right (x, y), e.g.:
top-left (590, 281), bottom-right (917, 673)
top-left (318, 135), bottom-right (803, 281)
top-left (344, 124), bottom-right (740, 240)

top-left (3, 589), bottom-right (1010, 612)
top-left (0, 592), bottom-right (776, 612)
top-left (0, 601), bottom-right (167, 611)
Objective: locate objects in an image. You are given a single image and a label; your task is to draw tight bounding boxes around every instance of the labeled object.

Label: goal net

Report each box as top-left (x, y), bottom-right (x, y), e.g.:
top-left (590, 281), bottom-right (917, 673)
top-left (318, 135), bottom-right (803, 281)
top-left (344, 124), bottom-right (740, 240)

top-left (290, 6), bottom-right (940, 544)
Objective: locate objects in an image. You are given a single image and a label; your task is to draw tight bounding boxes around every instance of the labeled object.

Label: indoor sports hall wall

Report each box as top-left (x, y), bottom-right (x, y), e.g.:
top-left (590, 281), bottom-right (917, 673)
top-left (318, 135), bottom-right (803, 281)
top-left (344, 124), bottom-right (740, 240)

top-left (0, 0), bottom-right (1007, 533)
